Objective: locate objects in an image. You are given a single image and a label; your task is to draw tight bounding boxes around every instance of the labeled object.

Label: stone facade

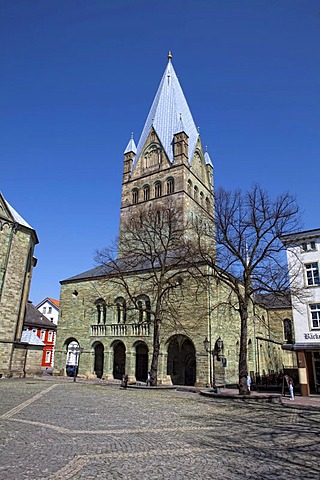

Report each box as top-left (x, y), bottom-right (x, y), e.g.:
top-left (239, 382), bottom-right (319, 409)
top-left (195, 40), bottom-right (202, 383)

top-left (0, 193), bottom-right (40, 377)
top-left (55, 57), bottom-right (295, 386)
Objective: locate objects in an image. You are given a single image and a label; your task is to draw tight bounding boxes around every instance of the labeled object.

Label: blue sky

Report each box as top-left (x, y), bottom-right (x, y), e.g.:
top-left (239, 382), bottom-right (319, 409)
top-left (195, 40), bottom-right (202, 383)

top-left (1, 0), bottom-right (319, 305)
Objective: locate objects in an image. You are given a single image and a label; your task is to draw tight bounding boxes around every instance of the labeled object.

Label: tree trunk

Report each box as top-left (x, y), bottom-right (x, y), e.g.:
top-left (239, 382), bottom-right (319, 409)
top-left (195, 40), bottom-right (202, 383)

top-left (238, 304), bottom-right (250, 395)
top-left (150, 309), bottom-right (161, 386)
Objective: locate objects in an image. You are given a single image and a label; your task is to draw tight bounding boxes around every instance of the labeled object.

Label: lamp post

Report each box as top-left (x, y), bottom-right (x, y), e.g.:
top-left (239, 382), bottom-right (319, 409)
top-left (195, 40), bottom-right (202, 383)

top-left (69, 343), bottom-right (83, 382)
top-left (203, 336), bottom-right (224, 388)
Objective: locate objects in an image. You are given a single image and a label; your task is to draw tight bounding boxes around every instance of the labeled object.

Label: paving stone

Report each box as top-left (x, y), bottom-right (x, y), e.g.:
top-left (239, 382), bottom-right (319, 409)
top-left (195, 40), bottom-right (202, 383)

top-left (0, 379), bottom-right (320, 479)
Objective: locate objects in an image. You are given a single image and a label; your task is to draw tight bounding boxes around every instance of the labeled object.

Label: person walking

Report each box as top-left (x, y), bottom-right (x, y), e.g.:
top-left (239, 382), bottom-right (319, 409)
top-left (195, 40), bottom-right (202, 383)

top-left (146, 371), bottom-right (151, 387)
top-left (288, 377), bottom-right (294, 401)
top-left (246, 373), bottom-right (252, 392)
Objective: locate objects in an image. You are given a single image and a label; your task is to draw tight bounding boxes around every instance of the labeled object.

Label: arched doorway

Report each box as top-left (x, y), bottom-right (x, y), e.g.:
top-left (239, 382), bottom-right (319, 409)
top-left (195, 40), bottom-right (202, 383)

top-left (167, 335), bottom-right (196, 386)
top-left (65, 339), bottom-right (80, 377)
top-left (135, 342), bottom-right (148, 381)
top-left (94, 342), bottom-right (104, 379)
top-left (113, 341), bottom-right (126, 380)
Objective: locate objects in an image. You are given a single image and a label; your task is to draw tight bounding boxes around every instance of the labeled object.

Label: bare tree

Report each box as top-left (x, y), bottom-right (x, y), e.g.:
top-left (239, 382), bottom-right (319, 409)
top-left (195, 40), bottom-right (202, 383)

top-left (189, 185), bottom-right (301, 394)
top-left (95, 202), bottom-right (197, 386)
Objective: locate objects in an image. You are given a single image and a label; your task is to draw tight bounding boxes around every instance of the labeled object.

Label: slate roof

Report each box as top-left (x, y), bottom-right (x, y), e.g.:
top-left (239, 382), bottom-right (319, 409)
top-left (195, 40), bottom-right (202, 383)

top-left (0, 192), bottom-right (39, 243)
top-left (24, 302), bottom-right (57, 329)
top-left (61, 252), bottom-right (187, 284)
top-left (132, 56), bottom-right (200, 170)
top-left (61, 265), bottom-right (112, 283)
top-left (255, 293), bottom-right (291, 309)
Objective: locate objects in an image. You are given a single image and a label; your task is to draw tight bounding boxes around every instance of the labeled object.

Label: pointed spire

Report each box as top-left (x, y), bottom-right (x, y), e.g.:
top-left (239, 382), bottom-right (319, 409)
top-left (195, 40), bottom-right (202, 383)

top-left (204, 150), bottom-right (213, 167)
top-left (132, 57), bottom-right (199, 169)
top-left (124, 133), bottom-right (137, 154)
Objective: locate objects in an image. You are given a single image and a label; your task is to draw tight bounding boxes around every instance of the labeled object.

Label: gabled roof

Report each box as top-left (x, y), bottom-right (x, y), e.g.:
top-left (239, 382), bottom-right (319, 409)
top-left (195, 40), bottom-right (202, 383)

top-left (0, 192), bottom-right (39, 243)
top-left (255, 293), bottom-right (291, 309)
top-left (132, 55), bottom-right (199, 169)
top-left (36, 297), bottom-right (60, 309)
top-left (24, 302), bottom-right (57, 329)
top-left (0, 192), bottom-right (33, 229)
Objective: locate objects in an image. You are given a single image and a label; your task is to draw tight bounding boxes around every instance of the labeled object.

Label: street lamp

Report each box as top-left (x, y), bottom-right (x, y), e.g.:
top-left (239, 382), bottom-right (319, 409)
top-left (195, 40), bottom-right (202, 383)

top-left (203, 336), bottom-right (224, 387)
top-left (69, 343), bottom-right (84, 382)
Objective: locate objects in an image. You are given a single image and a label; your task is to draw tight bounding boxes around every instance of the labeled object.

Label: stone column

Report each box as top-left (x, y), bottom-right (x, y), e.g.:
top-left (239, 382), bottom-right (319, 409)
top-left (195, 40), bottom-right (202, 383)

top-left (53, 348), bottom-right (66, 376)
top-left (158, 350), bottom-right (172, 385)
top-left (103, 348), bottom-right (114, 381)
top-left (196, 353), bottom-right (210, 387)
top-left (126, 349), bottom-right (136, 383)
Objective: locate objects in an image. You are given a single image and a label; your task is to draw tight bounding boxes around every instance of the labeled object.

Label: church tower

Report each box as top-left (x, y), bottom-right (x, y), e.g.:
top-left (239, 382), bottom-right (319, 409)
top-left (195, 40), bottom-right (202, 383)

top-left (119, 53), bottom-right (214, 253)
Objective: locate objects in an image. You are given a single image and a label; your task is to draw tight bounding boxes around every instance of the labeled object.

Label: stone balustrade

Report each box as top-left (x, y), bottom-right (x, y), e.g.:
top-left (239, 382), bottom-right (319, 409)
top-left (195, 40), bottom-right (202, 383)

top-left (90, 323), bottom-right (150, 337)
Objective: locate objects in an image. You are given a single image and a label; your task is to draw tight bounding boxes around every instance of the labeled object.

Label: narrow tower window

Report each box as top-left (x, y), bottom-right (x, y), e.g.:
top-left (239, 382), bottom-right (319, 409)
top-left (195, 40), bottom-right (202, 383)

top-left (166, 178), bottom-right (174, 195)
top-left (132, 189), bottom-right (139, 204)
top-left (143, 185), bottom-right (150, 201)
top-left (154, 181), bottom-right (162, 198)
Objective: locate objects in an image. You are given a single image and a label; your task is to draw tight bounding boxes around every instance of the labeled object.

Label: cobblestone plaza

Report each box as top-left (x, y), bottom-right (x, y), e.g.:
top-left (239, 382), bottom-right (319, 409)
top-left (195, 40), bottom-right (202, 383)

top-left (1, 379), bottom-right (320, 479)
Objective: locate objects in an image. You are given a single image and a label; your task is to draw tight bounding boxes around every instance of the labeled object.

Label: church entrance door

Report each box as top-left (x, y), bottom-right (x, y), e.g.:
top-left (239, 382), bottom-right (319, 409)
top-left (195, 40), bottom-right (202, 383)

top-left (167, 335), bottom-right (196, 386)
top-left (135, 343), bottom-right (148, 381)
top-left (113, 342), bottom-right (126, 380)
top-left (94, 342), bottom-right (104, 379)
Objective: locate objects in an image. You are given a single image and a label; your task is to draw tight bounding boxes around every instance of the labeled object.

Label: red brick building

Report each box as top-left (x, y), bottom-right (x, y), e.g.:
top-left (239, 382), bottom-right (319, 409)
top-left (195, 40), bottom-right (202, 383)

top-left (23, 302), bottom-right (57, 372)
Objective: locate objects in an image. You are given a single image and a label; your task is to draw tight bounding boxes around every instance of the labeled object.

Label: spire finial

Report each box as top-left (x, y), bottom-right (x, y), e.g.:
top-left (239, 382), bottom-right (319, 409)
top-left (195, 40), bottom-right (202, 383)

top-left (168, 51), bottom-right (172, 61)
top-left (131, 132), bottom-right (134, 139)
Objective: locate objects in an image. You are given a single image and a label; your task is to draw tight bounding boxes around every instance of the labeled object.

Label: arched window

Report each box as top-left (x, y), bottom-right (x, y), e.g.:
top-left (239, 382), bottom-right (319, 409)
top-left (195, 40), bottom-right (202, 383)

top-left (283, 319), bottom-right (293, 343)
top-left (132, 188), bottom-right (139, 204)
top-left (143, 185), bottom-right (150, 201)
top-left (205, 197), bottom-right (210, 211)
top-left (187, 179), bottom-right (192, 194)
top-left (166, 177), bottom-right (174, 195)
top-left (136, 295), bottom-right (151, 324)
top-left (194, 186), bottom-right (198, 201)
top-left (95, 299), bottom-right (106, 324)
top-left (115, 297), bottom-right (126, 323)
top-left (154, 181), bottom-right (162, 198)
top-left (200, 191), bottom-right (204, 205)
top-left (156, 210), bottom-right (161, 225)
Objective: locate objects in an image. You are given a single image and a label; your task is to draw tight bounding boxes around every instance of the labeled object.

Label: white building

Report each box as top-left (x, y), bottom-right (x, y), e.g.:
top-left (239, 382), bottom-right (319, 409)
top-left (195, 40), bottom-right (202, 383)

top-left (36, 297), bottom-right (60, 325)
top-left (282, 228), bottom-right (320, 396)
